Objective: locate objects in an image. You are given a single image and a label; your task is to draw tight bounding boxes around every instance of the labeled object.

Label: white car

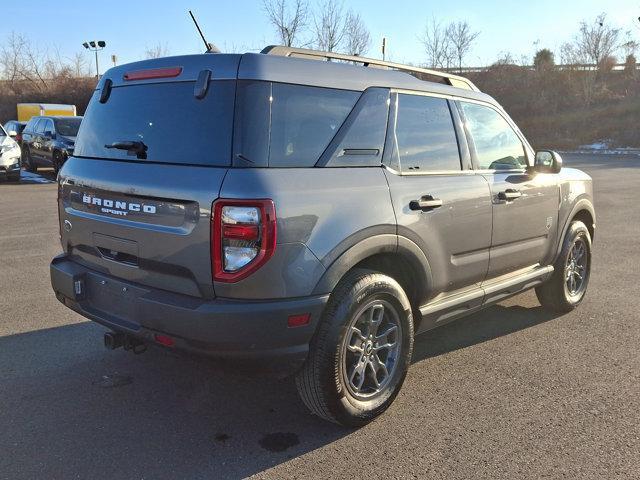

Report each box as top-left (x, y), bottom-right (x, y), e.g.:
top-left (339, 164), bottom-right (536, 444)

top-left (0, 124), bottom-right (21, 182)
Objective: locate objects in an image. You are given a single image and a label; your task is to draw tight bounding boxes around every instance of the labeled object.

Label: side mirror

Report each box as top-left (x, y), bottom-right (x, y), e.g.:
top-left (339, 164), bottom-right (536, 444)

top-left (533, 150), bottom-right (562, 174)
top-left (44, 130), bottom-right (56, 139)
top-left (8, 130), bottom-right (17, 137)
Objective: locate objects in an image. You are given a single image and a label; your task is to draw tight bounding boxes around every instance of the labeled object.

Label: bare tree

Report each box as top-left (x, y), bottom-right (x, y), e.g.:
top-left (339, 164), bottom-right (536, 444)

top-left (446, 21), bottom-right (479, 72)
top-left (144, 43), bottom-right (170, 59)
top-left (313, 0), bottom-right (346, 52)
top-left (69, 52), bottom-right (90, 77)
top-left (263, 0), bottom-right (308, 47)
top-left (575, 13), bottom-right (621, 65)
top-left (343, 10), bottom-right (370, 56)
top-left (419, 17), bottom-right (453, 69)
top-left (0, 32), bottom-right (49, 90)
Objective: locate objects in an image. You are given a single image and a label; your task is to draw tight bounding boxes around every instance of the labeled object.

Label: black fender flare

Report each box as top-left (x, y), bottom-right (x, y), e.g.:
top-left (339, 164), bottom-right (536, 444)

top-left (312, 234), bottom-right (433, 306)
top-left (554, 198), bottom-right (596, 262)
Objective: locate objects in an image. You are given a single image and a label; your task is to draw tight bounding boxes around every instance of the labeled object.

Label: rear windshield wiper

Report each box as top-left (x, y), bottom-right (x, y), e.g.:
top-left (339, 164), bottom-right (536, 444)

top-left (105, 141), bottom-right (148, 159)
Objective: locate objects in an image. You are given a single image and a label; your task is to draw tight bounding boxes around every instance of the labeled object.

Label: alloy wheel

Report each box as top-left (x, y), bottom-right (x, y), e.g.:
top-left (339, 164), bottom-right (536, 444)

top-left (565, 237), bottom-right (588, 297)
top-left (341, 299), bottom-right (402, 399)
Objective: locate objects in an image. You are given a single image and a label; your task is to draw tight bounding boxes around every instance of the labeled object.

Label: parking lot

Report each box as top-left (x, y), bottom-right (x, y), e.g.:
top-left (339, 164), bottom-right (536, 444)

top-left (0, 152), bottom-right (639, 479)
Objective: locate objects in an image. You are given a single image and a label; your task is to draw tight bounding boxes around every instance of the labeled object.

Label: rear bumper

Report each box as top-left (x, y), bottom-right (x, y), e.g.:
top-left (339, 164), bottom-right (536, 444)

top-left (50, 254), bottom-right (328, 372)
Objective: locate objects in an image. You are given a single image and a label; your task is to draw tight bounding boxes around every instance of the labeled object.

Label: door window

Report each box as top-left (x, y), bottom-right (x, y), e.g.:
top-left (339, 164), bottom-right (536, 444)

top-left (459, 102), bottom-right (526, 170)
top-left (390, 94), bottom-right (461, 173)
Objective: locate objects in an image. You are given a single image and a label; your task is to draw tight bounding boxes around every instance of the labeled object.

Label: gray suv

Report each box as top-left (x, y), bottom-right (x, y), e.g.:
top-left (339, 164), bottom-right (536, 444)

top-left (50, 46), bottom-right (595, 426)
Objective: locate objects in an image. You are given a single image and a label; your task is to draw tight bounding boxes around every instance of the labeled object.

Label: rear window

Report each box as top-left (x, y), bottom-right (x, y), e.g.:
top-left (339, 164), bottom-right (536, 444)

top-left (74, 81), bottom-right (235, 166)
top-left (234, 81), bottom-right (359, 167)
top-left (55, 118), bottom-right (82, 137)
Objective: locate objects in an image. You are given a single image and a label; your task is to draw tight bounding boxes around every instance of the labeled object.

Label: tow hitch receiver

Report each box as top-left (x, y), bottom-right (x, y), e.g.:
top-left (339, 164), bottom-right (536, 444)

top-left (104, 331), bottom-right (147, 354)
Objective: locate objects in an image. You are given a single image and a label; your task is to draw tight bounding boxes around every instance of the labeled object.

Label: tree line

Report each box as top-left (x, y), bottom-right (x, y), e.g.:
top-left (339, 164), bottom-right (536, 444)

top-left (0, 7), bottom-right (639, 148)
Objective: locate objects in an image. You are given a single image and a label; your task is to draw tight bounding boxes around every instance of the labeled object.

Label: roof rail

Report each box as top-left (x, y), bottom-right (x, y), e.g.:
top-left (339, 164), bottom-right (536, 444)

top-left (260, 45), bottom-right (480, 92)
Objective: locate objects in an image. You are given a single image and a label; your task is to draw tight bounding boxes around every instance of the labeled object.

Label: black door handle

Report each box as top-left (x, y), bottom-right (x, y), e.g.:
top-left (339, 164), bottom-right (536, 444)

top-left (498, 189), bottom-right (522, 201)
top-left (410, 195), bottom-right (443, 211)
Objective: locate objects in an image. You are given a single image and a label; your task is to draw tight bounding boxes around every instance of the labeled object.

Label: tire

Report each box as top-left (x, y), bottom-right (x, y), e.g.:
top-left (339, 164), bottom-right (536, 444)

top-left (24, 147), bottom-right (37, 173)
top-left (296, 269), bottom-right (414, 427)
top-left (53, 151), bottom-right (63, 175)
top-left (536, 220), bottom-right (592, 313)
top-left (7, 173), bottom-right (20, 182)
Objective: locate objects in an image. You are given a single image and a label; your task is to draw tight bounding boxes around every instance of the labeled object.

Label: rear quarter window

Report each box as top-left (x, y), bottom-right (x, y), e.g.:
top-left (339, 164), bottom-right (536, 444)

top-left (74, 80), bottom-right (235, 166)
top-left (234, 81), bottom-right (359, 167)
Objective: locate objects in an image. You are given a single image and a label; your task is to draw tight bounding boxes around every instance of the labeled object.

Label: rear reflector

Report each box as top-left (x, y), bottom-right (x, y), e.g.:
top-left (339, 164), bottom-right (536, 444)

top-left (154, 334), bottom-right (175, 347)
top-left (287, 313), bottom-right (311, 328)
top-left (222, 224), bottom-right (259, 241)
top-left (124, 67), bottom-right (183, 81)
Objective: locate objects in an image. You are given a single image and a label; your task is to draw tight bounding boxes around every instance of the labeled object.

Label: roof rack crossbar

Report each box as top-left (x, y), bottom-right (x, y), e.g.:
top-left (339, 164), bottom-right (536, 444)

top-left (260, 45), bottom-right (480, 92)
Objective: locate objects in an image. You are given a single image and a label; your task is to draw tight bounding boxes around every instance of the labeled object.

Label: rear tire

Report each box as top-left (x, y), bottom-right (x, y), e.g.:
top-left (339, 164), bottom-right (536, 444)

top-left (536, 220), bottom-right (591, 313)
top-left (24, 148), bottom-right (37, 173)
top-left (296, 269), bottom-right (414, 427)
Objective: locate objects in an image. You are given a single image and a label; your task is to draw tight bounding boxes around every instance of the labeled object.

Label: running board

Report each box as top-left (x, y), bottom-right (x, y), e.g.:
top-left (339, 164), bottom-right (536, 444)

top-left (417, 265), bottom-right (554, 333)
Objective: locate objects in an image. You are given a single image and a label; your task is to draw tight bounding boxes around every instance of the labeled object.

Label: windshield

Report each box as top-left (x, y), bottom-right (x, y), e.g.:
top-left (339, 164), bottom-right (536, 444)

top-left (54, 118), bottom-right (82, 137)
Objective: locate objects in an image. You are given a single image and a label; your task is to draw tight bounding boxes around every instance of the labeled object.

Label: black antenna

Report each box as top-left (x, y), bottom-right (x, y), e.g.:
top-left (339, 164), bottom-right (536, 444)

top-left (189, 10), bottom-right (220, 53)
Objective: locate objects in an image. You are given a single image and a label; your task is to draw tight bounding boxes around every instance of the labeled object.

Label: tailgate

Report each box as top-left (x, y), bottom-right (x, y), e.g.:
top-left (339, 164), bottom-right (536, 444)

top-left (58, 158), bottom-right (226, 298)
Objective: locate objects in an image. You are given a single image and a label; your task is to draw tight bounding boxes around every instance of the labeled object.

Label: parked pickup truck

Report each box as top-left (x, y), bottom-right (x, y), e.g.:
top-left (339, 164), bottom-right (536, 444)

top-left (50, 47), bottom-right (595, 427)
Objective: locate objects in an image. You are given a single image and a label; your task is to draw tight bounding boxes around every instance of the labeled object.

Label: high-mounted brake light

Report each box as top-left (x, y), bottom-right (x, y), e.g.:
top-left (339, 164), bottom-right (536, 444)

top-left (212, 199), bottom-right (276, 282)
top-left (123, 66), bottom-right (183, 81)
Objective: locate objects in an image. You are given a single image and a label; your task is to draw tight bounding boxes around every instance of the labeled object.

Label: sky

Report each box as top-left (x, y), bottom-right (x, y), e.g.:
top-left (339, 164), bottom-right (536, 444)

top-left (2, 0), bottom-right (639, 73)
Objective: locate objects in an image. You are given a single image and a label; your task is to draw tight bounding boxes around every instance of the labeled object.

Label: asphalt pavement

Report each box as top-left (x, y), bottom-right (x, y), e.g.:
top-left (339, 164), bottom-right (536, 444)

top-left (0, 153), bottom-right (639, 479)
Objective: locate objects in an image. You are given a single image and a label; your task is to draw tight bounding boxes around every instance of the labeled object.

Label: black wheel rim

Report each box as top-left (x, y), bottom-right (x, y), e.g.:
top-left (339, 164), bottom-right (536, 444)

top-left (341, 298), bottom-right (402, 399)
top-left (565, 237), bottom-right (588, 297)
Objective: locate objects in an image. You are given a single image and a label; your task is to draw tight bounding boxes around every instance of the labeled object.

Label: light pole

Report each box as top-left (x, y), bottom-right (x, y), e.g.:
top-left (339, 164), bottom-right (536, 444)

top-left (82, 41), bottom-right (106, 77)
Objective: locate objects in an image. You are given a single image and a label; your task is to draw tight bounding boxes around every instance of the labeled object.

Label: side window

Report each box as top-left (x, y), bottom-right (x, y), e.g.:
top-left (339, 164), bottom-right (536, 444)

top-left (269, 84), bottom-right (359, 167)
top-left (391, 94), bottom-right (461, 172)
top-left (323, 88), bottom-right (390, 167)
top-left (459, 102), bottom-right (526, 170)
top-left (233, 81), bottom-right (359, 168)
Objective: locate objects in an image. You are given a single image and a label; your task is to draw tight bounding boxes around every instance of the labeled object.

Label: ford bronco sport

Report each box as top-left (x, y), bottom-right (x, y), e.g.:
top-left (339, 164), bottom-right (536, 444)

top-left (50, 46), bottom-right (595, 426)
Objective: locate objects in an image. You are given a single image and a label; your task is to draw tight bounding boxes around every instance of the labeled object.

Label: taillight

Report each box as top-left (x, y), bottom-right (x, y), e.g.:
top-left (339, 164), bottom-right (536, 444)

top-left (211, 199), bottom-right (276, 282)
top-left (16, 134), bottom-right (22, 143)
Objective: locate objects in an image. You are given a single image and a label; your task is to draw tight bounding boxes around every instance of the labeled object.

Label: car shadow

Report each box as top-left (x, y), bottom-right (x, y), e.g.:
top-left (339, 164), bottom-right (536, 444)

top-left (0, 302), bottom-right (561, 479)
top-left (1, 169), bottom-right (56, 185)
top-left (412, 303), bottom-right (561, 363)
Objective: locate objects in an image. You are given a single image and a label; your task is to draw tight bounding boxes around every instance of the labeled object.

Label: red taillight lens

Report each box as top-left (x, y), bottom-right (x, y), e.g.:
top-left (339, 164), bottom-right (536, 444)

top-left (154, 334), bottom-right (175, 347)
top-left (16, 134), bottom-right (22, 143)
top-left (211, 199), bottom-right (276, 282)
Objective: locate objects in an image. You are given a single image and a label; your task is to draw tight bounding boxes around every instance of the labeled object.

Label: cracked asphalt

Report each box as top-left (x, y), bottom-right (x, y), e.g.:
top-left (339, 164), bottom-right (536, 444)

top-left (0, 153), bottom-right (638, 479)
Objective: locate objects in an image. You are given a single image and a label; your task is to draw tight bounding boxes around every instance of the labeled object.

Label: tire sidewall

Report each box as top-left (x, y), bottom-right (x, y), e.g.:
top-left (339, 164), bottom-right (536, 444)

top-left (322, 274), bottom-right (414, 425)
top-left (560, 221), bottom-right (592, 307)
top-left (24, 147), bottom-right (36, 172)
top-left (53, 151), bottom-right (62, 175)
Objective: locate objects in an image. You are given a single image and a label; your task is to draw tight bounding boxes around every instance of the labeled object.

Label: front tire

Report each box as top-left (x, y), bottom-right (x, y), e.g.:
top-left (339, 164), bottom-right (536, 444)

top-left (536, 220), bottom-right (592, 313)
top-left (53, 151), bottom-right (64, 175)
top-left (296, 269), bottom-right (414, 427)
top-left (24, 147), bottom-right (37, 173)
